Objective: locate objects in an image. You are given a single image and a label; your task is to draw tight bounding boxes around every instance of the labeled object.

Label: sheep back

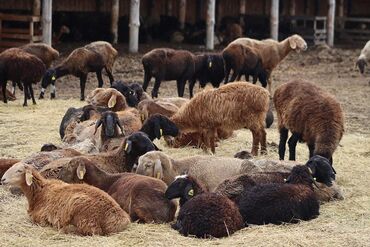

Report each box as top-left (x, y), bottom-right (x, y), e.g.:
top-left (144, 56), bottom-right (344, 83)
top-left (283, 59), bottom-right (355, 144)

top-left (85, 41), bottom-right (118, 72)
top-left (21, 43), bottom-right (59, 68)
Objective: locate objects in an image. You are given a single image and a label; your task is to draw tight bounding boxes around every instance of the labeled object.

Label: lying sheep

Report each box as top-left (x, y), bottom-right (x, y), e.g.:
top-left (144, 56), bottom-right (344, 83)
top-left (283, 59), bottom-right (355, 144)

top-left (274, 80), bottom-right (344, 171)
top-left (0, 48), bottom-right (46, 106)
top-left (111, 80), bottom-right (139, 107)
top-left (86, 88), bottom-right (128, 112)
top-left (128, 82), bottom-right (152, 102)
top-left (142, 48), bottom-right (195, 98)
top-left (71, 158), bottom-right (176, 223)
top-left (238, 165), bottom-right (320, 225)
top-left (1, 163), bottom-right (130, 236)
top-left (165, 175), bottom-right (244, 238)
top-left (230, 34), bottom-right (307, 92)
top-left (356, 40), bottom-right (370, 74)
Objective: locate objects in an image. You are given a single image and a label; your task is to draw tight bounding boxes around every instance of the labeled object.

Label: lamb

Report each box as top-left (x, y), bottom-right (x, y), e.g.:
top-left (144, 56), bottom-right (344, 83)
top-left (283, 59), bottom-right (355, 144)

top-left (1, 162), bottom-right (130, 236)
top-left (41, 41), bottom-right (117, 100)
top-left (19, 43), bottom-right (59, 98)
top-left (222, 43), bottom-right (268, 87)
top-left (152, 82), bottom-right (270, 154)
top-left (189, 53), bottom-right (225, 98)
top-left (237, 165), bottom-right (320, 225)
top-left (230, 34), bottom-right (307, 92)
top-left (356, 40), bottom-right (370, 74)
top-left (86, 88), bottom-right (128, 112)
top-left (274, 80), bottom-right (344, 170)
top-left (142, 48), bottom-right (195, 98)
top-left (68, 158), bottom-right (176, 223)
top-left (0, 48), bottom-right (46, 106)
top-left (165, 175), bottom-right (244, 238)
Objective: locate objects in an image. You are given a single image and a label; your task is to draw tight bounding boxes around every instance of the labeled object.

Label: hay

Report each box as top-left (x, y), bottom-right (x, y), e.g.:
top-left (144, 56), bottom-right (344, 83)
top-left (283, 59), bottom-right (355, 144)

top-left (0, 45), bottom-right (369, 246)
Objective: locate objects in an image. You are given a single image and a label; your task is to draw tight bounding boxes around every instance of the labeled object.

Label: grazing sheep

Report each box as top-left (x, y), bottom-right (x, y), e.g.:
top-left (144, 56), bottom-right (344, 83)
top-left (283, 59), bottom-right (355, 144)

top-left (155, 82), bottom-right (269, 154)
top-left (19, 43), bottom-right (59, 98)
top-left (0, 48), bottom-right (46, 106)
top-left (140, 114), bottom-right (179, 141)
top-left (230, 34), bottom-right (307, 92)
top-left (189, 53), bottom-right (225, 98)
top-left (86, 88), bottom-right (128, 112)
top-left (111, 80), bottom-right (139, 107)
top-left (70, 158), bottom-right (176, 223)
top-left (165, 175), bottom-right (244, 238)
top-left (222, 43), bottom-right (268, 87)
top-left (142, 48), bottom-right (195, 98)
top-left (274, 80), bottom-right (344, 170)
top-left (1, 163), bottom-right (130, 236)
top-left (238, 165), bottom-right (320, 225)
top-left (41, 46), bottom-right (105, 100)
top-left (356, 40), bottom-right (370, 74)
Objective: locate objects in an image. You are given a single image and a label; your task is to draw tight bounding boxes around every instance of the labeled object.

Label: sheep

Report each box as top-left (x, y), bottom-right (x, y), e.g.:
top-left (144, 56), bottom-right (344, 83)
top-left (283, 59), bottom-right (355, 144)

top-left (1, 162), bottom-right (130, 236)
top-left (86, 88), bottom-right (128, 111)
top-left (142, 48), bottom-right (195, 98)
top-left (139, 114), bottom-right (179, 141)
top-left (68, 158), bottom-right (176, 223)
top-left (0, 48), bottom-right (46, 106)
top-left (154, 82), bottom-right (270, 154)
top-left (237, 165), bottom-right (320, 225)
top-left (274, 80), bottom-right (344, 171)
top-left (19, 43), bottom-right (59, 99)
top-left (189, 53), bottom-right (225, 98)
top-left (356, 40), bottom-right (370, 74)
top-left (165, 175), bottom-right (244, 238)
top-left (154, 97), bottom-right (189, 108)
top-left (41, 132), bottom-right (158, 175)
top-left (138, 99), bottom-right (179, 121)
top-left (40, 47), bottom-right (104, 100)
top-left (0, 158), bottom-right (20, 177)
top-left (111, 80), bottom-right (141, 106)
top-left (230, 34), bottom-right (308, 92)
top-left (222, 43), bottom-right (268, 87)
top-left (128, 82), bottom-right (152, 102)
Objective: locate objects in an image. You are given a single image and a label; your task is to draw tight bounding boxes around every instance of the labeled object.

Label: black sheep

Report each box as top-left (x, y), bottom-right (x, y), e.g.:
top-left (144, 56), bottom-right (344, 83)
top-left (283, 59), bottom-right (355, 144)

top-left (94, 111), bottom-right (124, 139)
top-left (165, 175), bottom-right (244, 238)
top-left (140, 114), bottom-right (179, 141)
top-left (238, 165), bottom-right (321, 225)
top-left (111, 80), bottom-right (139, 107)
top-left (188, 54), bottom-right (225, 98)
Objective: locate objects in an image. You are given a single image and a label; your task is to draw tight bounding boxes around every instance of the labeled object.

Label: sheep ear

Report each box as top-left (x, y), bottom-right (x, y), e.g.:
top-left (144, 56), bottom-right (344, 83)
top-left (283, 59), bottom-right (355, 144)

top-left (94, 119), bottom-right (102, 135)
top-left (187, 189), bottom-right (194, 196)
top-left (108, 94), bottom-right (117, 108)
top-left (76, 164), bottom-right (86, 180)
top-left (289, 38), bottom-right (297, 49)
top-left (154, 159), bottom-right (163, 179)
top-left (124, 140), bottom-right (132, 153)
top-left (25, 171), bottom-right (33, 186)
top-left (116, 119), bottom-right (125, 135)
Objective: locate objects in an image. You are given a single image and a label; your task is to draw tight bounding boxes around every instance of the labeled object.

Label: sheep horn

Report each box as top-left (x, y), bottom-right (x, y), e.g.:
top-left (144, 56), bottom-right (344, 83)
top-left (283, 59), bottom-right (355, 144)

top-left (94, 119), bottom-right (102, 135)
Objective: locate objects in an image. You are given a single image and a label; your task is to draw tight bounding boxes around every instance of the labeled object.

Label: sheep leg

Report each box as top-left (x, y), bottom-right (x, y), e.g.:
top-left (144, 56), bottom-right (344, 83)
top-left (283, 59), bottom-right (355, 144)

top-left (28, 84), bottom-right (36, 105)
top-left (105, 67), bottom-right (114, 85)
top-left (251, 129), bottom-right (260, 156)
top-left (176, 79), bottom-right (185, 97)
top-left (151, 78), bottom-right (161, 98)
top-left (2, 82), bottom-right (7, 103)
top-left (96, 70), bottom-right (104, 88)
top-left (224, 67), bottom-right (231, 84)
top-left (236, 73), bottom-right (242, 81)
top-left (189, 78), bottom-right (196, 98)
top-left (229, 70), bottom-right (239, 82)
top-left (22, 82), bottom-right (28, 107)
top-left (50, 81), bottom-right (56, 99)
top-left (278, 127), bottom-right (289, 160)
top-left (209, 129), bottom-right (217, 154)
top-left (79, 75), bottom-right (87, 101)
top-left (288, 133), bottom-right (300, 161)
top-left (142, 71), bottom-right (152, 92)
top-left (267, 77), bottom-right (272, 93)
top-left (11, 81), bottom-right (16, 95)
top-left (260, 128), bottom-right (267, 155)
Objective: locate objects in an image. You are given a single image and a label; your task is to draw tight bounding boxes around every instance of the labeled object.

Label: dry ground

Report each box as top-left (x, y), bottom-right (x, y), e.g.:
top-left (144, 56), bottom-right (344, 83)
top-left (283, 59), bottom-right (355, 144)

top-left (0, 43), bottom-right (369, 247)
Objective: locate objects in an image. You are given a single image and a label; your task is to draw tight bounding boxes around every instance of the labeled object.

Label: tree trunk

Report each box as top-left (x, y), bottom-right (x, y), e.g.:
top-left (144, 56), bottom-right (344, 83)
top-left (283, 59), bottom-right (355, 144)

top-left (129, 0), bottom-right (140, 53)
top-left (111, 0), bottom-right (119, 44)
top-left (327, 0), bottom-right (336, 47)
top-left (206, 0), bottom-right (215, 50)
top-left (42, 0), bottom-right (52, 45)
top-left (270, 0), bottom-right (279, 40)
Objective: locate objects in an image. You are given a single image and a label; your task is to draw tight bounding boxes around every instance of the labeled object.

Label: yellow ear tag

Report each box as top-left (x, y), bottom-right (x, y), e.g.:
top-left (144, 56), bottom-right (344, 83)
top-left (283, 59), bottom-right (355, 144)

top-left (160, 128), bottom-right (163, 137)
top-left (51, 76), bottom-right (56, 81)
top-left (156, 172), bottom-right (161, 179)
top-left (141, 114), bottom-right (145, 121)
top-left (208, 61), bottom-right (212, 68)
top-left (283, 178), bottom-right (287, 182)
top-left (188, 189), bottom-right (194, 197)
top-left (25, 172), bottom-right (33, 186)
top-left (78, 170), bottom-right (84, 180)
top-left (124, 142), bottom-right (129, 151)
top-left (314, 177), bottom-right (317, 181)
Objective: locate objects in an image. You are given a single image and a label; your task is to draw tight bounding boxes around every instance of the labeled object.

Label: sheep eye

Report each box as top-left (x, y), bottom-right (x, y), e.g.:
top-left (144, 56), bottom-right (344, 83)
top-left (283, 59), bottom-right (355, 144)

top-left (17, 170), bottom-right (22, 173)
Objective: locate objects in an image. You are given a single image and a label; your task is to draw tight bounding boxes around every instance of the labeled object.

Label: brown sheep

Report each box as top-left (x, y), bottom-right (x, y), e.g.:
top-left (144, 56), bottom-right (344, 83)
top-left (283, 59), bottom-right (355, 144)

top-left (86, 88), bottom-right (128, 112)
top-left (274, 80), bottom-right (344, 171)
top-left (222, 23), bottom-right (243, 45)
top-left (230, 34), bottom-right (307, 92)
top-left (168, 82), bottom-right (269, 154)
top-left (1, 162), bottom-right (130, 236)
top-left (138, 99), bottom-right (179, 121)
top-left (72, 158), bottom-right (176, 223)
top-left (142, 48), bottom-right (195, 98)
top-left (0, 48), bottom-right (46, 106)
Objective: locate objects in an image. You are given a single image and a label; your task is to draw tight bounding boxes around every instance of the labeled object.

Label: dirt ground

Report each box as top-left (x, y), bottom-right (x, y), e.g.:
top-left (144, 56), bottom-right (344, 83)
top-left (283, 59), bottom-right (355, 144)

top-left (0, 43), bottom-right (369, 247)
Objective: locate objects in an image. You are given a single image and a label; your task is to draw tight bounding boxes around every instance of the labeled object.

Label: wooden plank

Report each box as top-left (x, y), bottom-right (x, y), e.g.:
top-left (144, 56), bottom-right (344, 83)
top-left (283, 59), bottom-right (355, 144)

top-left (0, 40), bottom-right (29, 47)
top-left (337, 17), bottom-right (370, 22)
top-left (0, 33), bottom-right (34, 40)
top-left (0, 14), bottom-right (41, 22)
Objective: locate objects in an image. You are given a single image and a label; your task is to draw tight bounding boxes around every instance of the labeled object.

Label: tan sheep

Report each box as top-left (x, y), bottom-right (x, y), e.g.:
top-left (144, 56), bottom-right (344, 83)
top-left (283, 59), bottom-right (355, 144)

top-left (1, 162), bottom-right (130, 236)
top-left (230, 34), bottom-right (307, 92)
top-left (86, 88), bottom-right (128, 112)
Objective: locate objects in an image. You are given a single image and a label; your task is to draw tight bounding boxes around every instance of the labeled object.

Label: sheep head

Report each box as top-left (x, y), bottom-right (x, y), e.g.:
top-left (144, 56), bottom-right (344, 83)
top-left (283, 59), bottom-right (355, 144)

top-left (111, 81), bottom-right (139, 107)
top-left (305, 155), bottom-right (335, 186)
top-left (288, 34), bottom-right (308, 52)
top-left (41, 68), bottom-right (57, 89)
top-left (141, 114), bottom-right (179, 141)
top-left (356, 58), bottom-right (367, 74)
top-left (1, 162), bottom-right (34, 187)
top-left (285, 165), bottom-right (314, 187)
top-left (94, 111), bottom-right (125, 137)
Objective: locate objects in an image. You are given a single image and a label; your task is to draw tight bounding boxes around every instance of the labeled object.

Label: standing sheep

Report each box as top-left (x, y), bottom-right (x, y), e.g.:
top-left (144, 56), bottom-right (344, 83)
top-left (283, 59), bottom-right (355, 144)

top-left (230, 34), bottom-right (307, 92)
top-left (356, 40), bottom-right (370, 74)
top-left (0, 48), bottom-right (46, 106)
top-left (1, 162), bottom-right (130, 236)
top-left (274, 80), bottom-right (344, 170)
top-left (142, 48), bottom-right (195, 98)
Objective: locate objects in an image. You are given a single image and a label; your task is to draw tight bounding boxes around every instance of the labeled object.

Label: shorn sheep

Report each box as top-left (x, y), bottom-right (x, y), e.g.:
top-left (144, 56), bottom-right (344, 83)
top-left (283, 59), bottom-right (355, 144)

top-left (41, 41), bottom-right (117, 100)
top-left (154, 82), bottom-right (269, 154)
top-left (165, 175), bottom-right (244, 238)
top-left (0, 48), bottom-right (46, 106)
top-left (274, 80), bottom-right (344, 171)
top-left (142, 48), bottom-right (195, 98)
top-left (238, 165), bottom-right (320, 225)
top-left (1, 162), bottom-right (130, 236)
top-left (356, 40), bottom-right (370, 74)
top-left (230, 34), bottom-right (307, 92)
top-left (72, 158), bottom-right (176, 223)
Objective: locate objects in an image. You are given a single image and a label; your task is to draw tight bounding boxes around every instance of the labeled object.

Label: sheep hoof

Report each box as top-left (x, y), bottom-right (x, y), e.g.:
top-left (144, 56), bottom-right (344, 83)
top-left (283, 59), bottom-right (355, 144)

top-left (80, 97), bottom-right (85, 101)
top-left (23, 103), bottom-right (27, 107)
top-left (50, 93), bottom-right (56, 99)
top-left (39, 93), bottom-right (44, 99)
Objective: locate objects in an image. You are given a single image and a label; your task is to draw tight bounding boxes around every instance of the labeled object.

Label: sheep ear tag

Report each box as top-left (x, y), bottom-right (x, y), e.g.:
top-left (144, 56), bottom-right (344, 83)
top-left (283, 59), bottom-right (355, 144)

top-left (25, 172), bottom-right (33, 186)
top-left (188, 189), bottom-right (194, 197)
top-left (51, 76), bottom-right (56, 81)
top-left (208, 61), bottom-right (212, 68)
top-left (76, 164), bottom-right (86, 180)
top-left (160, 128), bottom-right (163, 137)
top-left (156, 172), bottom-right (161, 179)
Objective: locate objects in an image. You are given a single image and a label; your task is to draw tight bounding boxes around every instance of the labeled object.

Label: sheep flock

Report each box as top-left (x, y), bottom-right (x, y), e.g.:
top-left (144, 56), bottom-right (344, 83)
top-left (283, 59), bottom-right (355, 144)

top-left (0, 37), bottom-right (369, 246)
